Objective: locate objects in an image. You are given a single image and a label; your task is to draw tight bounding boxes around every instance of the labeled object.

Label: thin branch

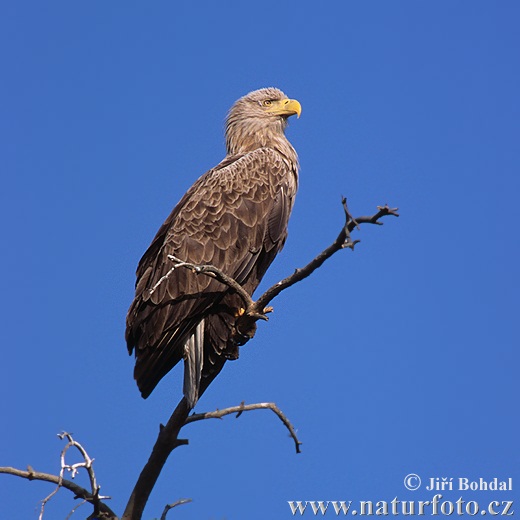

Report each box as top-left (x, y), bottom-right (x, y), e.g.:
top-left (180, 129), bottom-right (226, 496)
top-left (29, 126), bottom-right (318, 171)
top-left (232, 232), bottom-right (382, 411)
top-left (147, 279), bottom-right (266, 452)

top-left (254, 201), bottom-right (398, 312)
top-left (0, 467), bottom-right (117, 519)
top-left (57, 432), bottom-right (106, 502)
top-left (160, 498), bottom-right (193, 520)
top-left (122, 396), bottom-right (302, 519)
top-left (65, 500), bottom-right (88, 520)
top-left (186, 401), bottom-right (302, 454)
top-left (165, 255), bottom-right (255, 312)
top-left (39, 470), bottom-right (62, 520)
top-left (160, 201), bottom-right (398, 341)
top-left (1, 432), bottom-right (114, 519)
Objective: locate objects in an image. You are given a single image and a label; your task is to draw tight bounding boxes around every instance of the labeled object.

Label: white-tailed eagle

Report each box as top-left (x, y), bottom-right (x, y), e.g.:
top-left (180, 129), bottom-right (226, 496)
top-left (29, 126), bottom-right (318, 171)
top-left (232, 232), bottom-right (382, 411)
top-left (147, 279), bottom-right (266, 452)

top-left (126, 88), bottom-right (301, 408)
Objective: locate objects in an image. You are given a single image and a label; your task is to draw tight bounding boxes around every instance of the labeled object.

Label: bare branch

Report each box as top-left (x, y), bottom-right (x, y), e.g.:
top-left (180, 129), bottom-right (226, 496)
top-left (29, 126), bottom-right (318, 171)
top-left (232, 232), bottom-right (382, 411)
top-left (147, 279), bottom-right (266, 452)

top-left (186, 401), bottom-right (302, 454)
top-left (3, 198), bottom-right (396, 520)
top-left (57, 432), bottom-right (105, 498)
top-left (65, 499), bottom-right (88, 520)
top-left (160, 201), bottom-right (398, 342)
top-left (166, 255), bottom-right (255, 311)
top-left (254, 201), bottom-right (398, 312)
top-left (39, 470), bottom-right (62, 520)
top-left (160, 498), bottom-right (193, 520)
top-left (122, 200), bottom-right (397, 518)
top-left (122, 396), bottom-right (302, 519)
top-left (0, 466), bottom-right (117, 519)
top-left (1, 433), bottom-right (114, 519)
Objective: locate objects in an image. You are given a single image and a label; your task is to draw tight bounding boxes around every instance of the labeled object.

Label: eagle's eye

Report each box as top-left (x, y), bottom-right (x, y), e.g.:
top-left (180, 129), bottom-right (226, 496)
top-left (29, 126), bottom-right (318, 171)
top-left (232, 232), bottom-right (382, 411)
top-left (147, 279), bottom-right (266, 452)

top-left (262, 99), bottom-right (273, 107)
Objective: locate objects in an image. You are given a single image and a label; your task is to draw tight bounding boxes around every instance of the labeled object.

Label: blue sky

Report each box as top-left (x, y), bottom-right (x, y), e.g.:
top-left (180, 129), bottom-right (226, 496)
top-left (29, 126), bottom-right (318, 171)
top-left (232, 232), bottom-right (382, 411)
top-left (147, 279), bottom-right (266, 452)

top-left (1, 1), bottom-right (518, 519)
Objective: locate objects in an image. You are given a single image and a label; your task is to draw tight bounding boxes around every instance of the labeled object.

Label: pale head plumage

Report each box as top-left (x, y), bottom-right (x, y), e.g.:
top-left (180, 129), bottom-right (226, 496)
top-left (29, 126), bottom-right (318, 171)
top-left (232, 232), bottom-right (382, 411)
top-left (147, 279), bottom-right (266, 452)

top-left (225, 87), bottom-right (299, 168)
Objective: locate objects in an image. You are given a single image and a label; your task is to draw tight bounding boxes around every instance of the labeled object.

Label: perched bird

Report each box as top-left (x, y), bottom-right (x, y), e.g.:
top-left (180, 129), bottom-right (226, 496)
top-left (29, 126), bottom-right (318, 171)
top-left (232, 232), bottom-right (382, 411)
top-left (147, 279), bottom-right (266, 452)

top-left (126, 88), bottom-right (301, 409)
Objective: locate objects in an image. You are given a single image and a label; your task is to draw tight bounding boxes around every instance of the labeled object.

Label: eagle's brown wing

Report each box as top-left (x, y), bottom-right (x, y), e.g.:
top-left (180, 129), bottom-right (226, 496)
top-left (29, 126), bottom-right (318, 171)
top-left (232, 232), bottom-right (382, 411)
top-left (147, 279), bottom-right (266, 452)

top-left (126, 147), bottom-right (297, 399)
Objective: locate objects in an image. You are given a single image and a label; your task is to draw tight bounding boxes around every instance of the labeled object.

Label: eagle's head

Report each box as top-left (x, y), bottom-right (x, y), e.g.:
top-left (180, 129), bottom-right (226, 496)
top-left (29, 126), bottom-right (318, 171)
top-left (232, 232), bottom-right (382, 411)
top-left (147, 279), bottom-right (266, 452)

top-left (225, 87), bottom-right (301, 157)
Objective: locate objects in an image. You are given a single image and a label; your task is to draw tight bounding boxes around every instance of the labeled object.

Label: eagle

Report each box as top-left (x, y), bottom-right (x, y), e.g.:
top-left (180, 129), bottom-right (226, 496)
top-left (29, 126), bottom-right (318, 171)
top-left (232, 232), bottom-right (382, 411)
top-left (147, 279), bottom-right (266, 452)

top-left (126, 87), bottom-right (301, 409)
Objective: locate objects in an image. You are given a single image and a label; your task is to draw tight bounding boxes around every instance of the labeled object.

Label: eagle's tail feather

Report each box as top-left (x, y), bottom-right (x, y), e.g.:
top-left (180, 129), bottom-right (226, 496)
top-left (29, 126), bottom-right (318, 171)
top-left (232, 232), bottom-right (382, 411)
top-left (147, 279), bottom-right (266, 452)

top-left (183, 320), bottom-right (204, 409)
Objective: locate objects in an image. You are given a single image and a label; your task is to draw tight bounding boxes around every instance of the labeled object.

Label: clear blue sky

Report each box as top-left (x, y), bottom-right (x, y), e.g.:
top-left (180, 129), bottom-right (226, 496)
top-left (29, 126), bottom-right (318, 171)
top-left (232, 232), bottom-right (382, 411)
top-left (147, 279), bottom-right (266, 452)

top-left (1, 1), bottom-right (518, 519)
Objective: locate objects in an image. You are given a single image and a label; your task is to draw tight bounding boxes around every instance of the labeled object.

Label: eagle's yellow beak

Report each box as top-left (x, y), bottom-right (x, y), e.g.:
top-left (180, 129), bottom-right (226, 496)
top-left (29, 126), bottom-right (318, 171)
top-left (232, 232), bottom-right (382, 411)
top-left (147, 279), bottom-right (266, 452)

top-left (266, 98), bottom-right (302, 118)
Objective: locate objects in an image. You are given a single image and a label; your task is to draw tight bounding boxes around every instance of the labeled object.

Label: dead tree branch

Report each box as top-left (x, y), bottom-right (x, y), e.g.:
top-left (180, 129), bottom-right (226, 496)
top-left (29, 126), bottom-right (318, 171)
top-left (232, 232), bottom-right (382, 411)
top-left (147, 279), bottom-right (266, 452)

top-left (164, 200), bottom-right (398, 341)
top-left (186, 401), bottom-right (302, 454)
top-left (160, 498), bottom-right (192, 520)
top-left (122, 200), bottom-right (396, 519)
top-left (0, 432), bottom-right (115, 519)
top-left (122, 397), bottom-right (301, 520)
top-left (2, 199), bottom-right (397, 520)
top-left (253, 200), bottom-right (398, 314)
top-left (0, 466), bottom-right (117, 520)
top-left (165, 255), bottom-right (254, 312)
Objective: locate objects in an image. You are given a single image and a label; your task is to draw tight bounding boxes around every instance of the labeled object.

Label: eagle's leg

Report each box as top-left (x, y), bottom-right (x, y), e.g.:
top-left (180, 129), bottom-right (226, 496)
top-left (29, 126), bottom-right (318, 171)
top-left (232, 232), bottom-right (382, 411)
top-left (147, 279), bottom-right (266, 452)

top-left (232, 306), bottom-right (272, 346)
top-left (233, 313), bottom-right (258, 345)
